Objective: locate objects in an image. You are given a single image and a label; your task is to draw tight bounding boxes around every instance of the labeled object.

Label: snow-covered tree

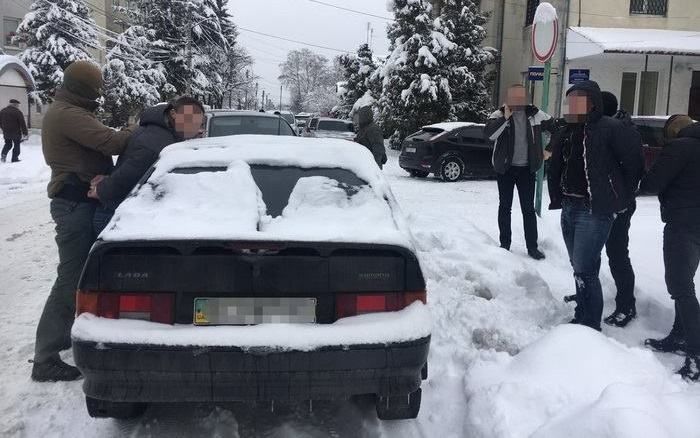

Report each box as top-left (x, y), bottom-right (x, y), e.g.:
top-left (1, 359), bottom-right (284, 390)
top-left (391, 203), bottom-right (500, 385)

top-left (102, 26), bottom-right (170, 127)
top-left (14, 0), bottom-right (99, 103)
top-left (279, 49), bottom-right (336, 113)
top-left (437, 0), bottom-right (496, 122)
top-left (378, 0), bottom-right (453, 147)
top-left (336, 44), bottom-right (378, 119)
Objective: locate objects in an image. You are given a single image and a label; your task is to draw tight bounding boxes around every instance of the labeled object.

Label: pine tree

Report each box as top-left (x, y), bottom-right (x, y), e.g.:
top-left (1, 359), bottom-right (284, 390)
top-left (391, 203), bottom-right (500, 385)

top-left (378, 0), bottom-right (453, 147)
top-left (336, 44), bottom-right (378, 119)
top-left (14, 0), bottom-right (99, 103)
top-left (102, 26), bottom-right (169, 127)
top-left (437, 0), bottom-right (496, 122)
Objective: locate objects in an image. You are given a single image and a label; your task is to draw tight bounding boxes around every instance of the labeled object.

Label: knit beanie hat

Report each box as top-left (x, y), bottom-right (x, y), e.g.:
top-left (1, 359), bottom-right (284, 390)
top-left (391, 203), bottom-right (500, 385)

top-left (62, 60), bottom-right (103, 100)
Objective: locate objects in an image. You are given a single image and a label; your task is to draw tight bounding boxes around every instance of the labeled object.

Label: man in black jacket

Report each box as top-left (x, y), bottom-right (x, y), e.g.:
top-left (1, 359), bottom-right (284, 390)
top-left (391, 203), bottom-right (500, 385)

top-left (0, 98), bottom-right (28, 162)
top-left (600, 91), bottom-right (643, 327)
top-left (548, 80), bottom-right (644, 331)
top-left (88, 96), bottom-right (205, 232)
top-left (484, 84), bottom-right (550, 260)
top-left (641, 115), bottom-right (700, 381)
top-left (353, 106), bottom-right (386, 169)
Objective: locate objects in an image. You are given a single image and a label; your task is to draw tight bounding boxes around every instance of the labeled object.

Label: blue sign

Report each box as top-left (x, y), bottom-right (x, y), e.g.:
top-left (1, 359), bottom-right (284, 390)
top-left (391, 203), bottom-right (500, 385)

top-left (569, 69), bottom-right (590, 84)
top-left (528, 66), bottom-right (545, 81)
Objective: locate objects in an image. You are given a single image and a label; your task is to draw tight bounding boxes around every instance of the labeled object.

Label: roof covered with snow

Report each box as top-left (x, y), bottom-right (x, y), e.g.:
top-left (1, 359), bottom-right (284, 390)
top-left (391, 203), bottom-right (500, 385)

top-left (0, 55), bottom-right (35, 88)
top-left (100, 135), bottom-right (414, 249)
top-left (567, 27), bottom-right (700, 60)
top-left (422, 122), bottom-right (484, 132)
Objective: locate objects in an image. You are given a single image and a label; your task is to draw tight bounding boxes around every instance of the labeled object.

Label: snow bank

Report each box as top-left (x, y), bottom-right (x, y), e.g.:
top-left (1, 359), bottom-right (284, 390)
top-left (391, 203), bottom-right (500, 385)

top-left (534, 2), bottom-right (557, 24)
top-left (72, 301), bottom-right (431, 350)
top-left (465, 324), bottom-right (700, 438)
top-left (0, 135), bottom-right (49, 187)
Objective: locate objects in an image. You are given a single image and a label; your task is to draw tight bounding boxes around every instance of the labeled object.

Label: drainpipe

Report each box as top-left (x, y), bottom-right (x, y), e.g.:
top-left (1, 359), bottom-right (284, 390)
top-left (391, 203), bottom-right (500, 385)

top-left (554, 0), bottom-right (572, 117)
top-left (494, 0), bottom-right (506, 107)
top-left (666, 56), bottom-right (674, 115)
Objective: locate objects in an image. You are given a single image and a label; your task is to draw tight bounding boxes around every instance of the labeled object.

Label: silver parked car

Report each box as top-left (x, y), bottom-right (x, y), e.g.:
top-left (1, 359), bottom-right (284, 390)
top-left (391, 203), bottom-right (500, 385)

top-left (310, 118), bottom-right (355, 141)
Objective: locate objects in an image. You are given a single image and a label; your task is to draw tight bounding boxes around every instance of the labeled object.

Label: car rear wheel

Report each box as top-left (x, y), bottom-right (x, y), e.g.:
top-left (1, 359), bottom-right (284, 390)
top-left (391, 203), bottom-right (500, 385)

top-left (85, 396), bottom-right (147, 419)
top-left (376, 388), bottom-right (422, 420)
top-left (439, 157), bottom-right (464, 182)
top-left (409, 170), bottom-right (429, 178)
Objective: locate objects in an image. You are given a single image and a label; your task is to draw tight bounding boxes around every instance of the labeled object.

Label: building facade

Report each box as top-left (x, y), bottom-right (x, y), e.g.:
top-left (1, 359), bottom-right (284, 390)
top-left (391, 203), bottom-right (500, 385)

top-left (479, 0), bottom-right (700, 118)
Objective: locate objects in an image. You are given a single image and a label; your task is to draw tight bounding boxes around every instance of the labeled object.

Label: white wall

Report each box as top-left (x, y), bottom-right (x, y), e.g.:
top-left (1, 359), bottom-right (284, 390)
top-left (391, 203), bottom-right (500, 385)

top-left (561, 53), bottom-right (700, 116)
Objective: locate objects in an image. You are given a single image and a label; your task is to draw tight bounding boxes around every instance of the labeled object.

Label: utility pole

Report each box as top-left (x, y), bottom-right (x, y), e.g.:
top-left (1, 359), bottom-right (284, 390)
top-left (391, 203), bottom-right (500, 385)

top-left (262, 90), bottom-right (266, 110)
top-left (255, 82), bottom-right (259, 109)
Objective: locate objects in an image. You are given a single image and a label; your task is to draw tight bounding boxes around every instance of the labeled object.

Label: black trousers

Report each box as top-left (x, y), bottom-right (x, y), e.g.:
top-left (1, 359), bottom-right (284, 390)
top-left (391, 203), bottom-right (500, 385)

top-left (497, 166), bottom-right (538, 250)
top-left (2, 137), bottom-right (20, 161)
top-left (664, 223), bottom-right (700, 354)
top-left (606, 201), bottom-right (636, 311)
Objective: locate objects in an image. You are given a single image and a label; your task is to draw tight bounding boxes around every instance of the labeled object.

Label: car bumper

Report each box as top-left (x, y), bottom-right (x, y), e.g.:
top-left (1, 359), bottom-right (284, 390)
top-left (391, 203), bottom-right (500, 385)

top-left (73, 336), bottom-right (430, 403)
top-left (399, 154), bottom-right (433, 172)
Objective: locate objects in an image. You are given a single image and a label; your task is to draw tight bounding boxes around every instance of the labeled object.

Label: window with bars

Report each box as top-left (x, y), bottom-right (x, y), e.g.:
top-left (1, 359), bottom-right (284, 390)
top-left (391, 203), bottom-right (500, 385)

top-left (525, 0), bottom-right (540, 26)
top-left (630, 0), bottom-right (667, 15)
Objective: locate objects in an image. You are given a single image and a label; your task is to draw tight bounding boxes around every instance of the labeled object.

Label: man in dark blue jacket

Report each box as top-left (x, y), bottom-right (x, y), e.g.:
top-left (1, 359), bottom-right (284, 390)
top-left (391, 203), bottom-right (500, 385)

top-left (547, 80), bottom-right (644, 331)
top-left (641, 116), bottom-right (700, 382)
top-left (88, 96), bottom-right (204, 232)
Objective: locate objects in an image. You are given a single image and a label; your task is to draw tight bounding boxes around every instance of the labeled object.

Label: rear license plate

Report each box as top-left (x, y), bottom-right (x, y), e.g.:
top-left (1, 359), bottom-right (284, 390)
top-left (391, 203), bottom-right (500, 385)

top-left (405, 147), bottom-right (416, 153)
top-left (194, 297), bottom-right (317, 325)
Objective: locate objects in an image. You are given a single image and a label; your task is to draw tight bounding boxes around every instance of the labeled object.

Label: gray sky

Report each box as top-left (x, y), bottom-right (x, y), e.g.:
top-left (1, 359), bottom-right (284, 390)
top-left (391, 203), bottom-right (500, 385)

top-left (227, 0), bottom-right (392, 107)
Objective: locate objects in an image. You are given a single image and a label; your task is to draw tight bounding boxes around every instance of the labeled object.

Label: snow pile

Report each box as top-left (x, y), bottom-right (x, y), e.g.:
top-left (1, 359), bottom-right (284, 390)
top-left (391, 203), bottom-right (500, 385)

top-left (0, 134), bottom-right (49, 187)
top-left (465, 325), bottom-right (700, 438)
top-left (72, 302), bottom-right (431, 350)
top-left (102, 160), bottom-right (264, 240)
top-left (423, 121), bottom-right (483, 132)
top-left (101, 135), bottom-right (415, 249)
top-left (262, 176), bottom-right (405, 244)
top-left (534, 2), bottom-right (558, 24)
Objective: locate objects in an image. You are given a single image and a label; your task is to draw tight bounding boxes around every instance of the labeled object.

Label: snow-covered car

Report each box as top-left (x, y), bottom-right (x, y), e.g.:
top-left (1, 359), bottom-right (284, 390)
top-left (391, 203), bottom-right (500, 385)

top-left (72, 135), bottom-right (430, 421)
top-left (399, 122), bottom-right (493, 181)
top-left (206, 110), bottom-right (296, 137)
top-left (309, 118), bottom-right (355, 141)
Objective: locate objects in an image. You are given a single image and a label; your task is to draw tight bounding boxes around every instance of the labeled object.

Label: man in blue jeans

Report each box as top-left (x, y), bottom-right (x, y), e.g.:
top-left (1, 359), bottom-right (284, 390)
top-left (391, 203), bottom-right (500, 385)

top-left (547, 80), bottom-right (644, 331)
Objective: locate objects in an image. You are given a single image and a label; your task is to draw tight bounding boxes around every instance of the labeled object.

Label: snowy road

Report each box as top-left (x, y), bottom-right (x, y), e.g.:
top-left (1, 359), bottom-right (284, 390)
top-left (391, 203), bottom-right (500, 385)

top-left (1, 143), bottom-right (700, 437)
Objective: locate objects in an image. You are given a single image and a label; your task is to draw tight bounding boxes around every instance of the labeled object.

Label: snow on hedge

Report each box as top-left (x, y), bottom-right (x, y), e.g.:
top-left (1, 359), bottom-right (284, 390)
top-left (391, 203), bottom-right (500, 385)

top-left (72, 301), bottom-right (431, 350)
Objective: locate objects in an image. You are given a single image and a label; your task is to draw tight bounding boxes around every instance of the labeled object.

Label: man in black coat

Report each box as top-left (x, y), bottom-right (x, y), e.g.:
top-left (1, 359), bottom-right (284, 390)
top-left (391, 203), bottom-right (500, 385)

top-left (88, 96), bottom-right (205, 233)
top-left (641, 116), bottom-right (700, 382)
top-left (353, 106), bottom-right (386, 168)
top-left (0, 99), bottom-right (28, 162)
top-left (484, 84), bottom-right (550, 260)
top-left (600, 91), bottom-right (643, 327)
top-left (547, 80), bottom-right (644, 331)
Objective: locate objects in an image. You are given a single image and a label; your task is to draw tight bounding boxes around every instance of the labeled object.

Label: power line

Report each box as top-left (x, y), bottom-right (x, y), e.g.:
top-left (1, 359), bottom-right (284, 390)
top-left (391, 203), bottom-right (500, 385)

top-left (237, 26), bottom-right (351, 54)
top-left (306, 0), bottom-right (395, 21)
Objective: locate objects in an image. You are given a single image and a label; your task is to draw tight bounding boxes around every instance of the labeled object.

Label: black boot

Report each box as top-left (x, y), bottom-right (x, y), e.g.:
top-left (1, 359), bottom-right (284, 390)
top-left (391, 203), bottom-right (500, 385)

top-left (604, 307), bottom-right (637, 328)
top-left (31, 357), bottom-right (82, 382)
top-left (528, 248), bottom-right (545, 260)
top-left (678, 354), bottom-right (700, 382)
top-left (644, 333), bottom-right (687, 354)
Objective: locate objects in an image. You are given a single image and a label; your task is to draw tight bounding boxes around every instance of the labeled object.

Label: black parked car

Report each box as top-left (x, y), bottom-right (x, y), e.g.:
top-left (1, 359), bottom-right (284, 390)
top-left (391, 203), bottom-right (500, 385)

top-left (206, 110), bottom-right (297, 137)
top-left (72, 135), bottom-right (430, 421)
top-left (399, 122), bottom-right (493, 181)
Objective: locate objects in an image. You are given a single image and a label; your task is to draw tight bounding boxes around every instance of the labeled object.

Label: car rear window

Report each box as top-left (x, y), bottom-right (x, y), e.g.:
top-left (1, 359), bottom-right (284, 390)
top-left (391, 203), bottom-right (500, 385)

top-left (172, 165), bottom-right (368, 217)
top-left (209, 116), bottom-right (295, 137)
top-left (318, 120), bottom-right (354, 132)
top-left (406, 128), bottom-right (443, 141)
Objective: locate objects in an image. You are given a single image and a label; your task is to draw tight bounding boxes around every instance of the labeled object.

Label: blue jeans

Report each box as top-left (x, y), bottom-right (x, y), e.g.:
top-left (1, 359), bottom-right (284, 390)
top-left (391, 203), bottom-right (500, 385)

top-left (561, 197), bottom-right (615, 330)
top-left (93, 206), bottom-right (114, 236)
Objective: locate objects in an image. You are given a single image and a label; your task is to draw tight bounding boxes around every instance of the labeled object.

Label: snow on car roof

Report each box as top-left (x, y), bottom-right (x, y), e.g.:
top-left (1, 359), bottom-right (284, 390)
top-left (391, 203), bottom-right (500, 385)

top-left (100, 135), bottom-right (414, 249)
top-left (422, 122), bottom-right (483, 132)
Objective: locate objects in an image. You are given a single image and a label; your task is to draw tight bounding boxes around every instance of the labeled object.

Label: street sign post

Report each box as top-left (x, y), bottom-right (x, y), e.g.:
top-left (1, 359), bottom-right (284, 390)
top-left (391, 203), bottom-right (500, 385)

top-left (531, 2), bottom-right (558, 217)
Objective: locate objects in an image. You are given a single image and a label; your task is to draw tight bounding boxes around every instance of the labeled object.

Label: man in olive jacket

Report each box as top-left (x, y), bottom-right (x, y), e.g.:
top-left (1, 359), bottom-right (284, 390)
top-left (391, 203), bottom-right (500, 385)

top-left (32, 61), bottom-right (133, 382)
top-left (354, 106), bottom-right (386, 168)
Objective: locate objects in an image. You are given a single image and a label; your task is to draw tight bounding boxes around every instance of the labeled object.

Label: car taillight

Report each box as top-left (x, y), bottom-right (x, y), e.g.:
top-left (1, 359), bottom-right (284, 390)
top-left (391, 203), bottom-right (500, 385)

top-left (76, 290), bottom-right (175, 324)
top-left (335, 290), bottom-right (426, 320)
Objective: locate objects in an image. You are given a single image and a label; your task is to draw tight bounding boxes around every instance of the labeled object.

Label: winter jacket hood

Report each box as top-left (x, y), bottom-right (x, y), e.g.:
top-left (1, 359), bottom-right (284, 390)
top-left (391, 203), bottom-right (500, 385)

top-left (96, 104), bottom-right (181, 210)
top-left (566, 80), bottom-right (604, 123)
top-left (42, 88), bottom-right (133, 199)
top-left (356, 106), bottom-right (374, 129)
top-left (677, 122), bottom-right (700, 141)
